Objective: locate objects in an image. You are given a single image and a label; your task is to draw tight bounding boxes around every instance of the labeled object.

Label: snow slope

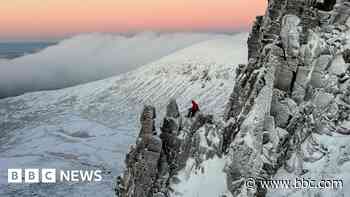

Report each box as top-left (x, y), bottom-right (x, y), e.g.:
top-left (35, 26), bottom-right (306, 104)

top-left (0, 33), bottom-right (248, 197)
top-left (0, 32), bottom-right (229, 98)
top-left (268, 131), bottom-right (350, 197)
top-left (171, 157), bottom-right (233, 197)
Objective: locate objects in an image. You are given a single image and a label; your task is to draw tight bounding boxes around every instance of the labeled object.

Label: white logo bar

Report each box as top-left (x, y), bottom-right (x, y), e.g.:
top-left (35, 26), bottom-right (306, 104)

top-left (7, 169), bottom-right (102, 184)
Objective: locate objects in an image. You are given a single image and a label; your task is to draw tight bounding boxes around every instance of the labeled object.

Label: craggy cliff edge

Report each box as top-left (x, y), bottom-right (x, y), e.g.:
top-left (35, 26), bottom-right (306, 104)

top-left (116, 0), bottom-right (350, 196)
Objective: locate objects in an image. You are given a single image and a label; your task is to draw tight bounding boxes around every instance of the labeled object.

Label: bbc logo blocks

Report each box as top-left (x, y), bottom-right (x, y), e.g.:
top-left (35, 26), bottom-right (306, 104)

top-left (41, 169), bottom-right (57, 183)
top-left (8, 168), bottom-right (102, 183)
top-left (8, 169), bottom-right (22, 183)
top-left (24, 169), bottom-right (39, 183)
top-left (8, 169), bottom-right (56, 183)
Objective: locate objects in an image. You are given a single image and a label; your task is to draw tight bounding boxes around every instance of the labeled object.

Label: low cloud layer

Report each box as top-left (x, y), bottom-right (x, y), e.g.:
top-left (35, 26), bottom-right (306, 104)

top-left (0, 32), bottom-right (230, 98)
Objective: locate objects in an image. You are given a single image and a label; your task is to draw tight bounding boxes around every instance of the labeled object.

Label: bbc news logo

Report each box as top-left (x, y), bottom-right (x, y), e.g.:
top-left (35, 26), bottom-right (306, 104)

top-left (8, 169), bottom-right (102, 183)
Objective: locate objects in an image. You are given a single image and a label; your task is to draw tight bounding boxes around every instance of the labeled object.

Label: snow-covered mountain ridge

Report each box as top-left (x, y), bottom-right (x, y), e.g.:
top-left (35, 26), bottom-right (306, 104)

top-left (0, 32), bottom-right (228, 98)
top-left (0, 34), bottom-right (248, 197)
top-left (117, 1), bottom-right (350, 197)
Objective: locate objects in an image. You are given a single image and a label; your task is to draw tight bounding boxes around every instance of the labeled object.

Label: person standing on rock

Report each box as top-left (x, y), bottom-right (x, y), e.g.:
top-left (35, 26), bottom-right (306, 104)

top-left (187, 100), bottom-right (200, 118)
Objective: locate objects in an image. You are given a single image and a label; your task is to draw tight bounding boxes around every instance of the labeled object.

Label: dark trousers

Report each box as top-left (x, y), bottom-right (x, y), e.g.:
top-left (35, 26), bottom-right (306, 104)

top-left (187, 108), bottom-right (197, 118)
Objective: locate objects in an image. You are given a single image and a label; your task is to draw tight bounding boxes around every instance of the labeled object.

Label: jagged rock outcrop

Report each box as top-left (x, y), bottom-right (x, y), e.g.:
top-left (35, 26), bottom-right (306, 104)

top-left (222, 0), bottom-right (350, 196)
top-left (116, 0), bottom-right (350, 196)
top-left (117, 99), bottom-right (220, 197)
top-left (116, 105), bottom-right (162, 197)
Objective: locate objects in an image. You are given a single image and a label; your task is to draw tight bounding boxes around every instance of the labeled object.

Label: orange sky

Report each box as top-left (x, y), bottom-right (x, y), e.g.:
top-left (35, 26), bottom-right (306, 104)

top-left (0, 0), bottom-right (266, 41)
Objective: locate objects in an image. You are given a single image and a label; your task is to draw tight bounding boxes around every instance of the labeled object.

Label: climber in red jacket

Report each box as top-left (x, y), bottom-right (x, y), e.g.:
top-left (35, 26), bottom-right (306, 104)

top-left (187, 100), bottom-right (200, 118)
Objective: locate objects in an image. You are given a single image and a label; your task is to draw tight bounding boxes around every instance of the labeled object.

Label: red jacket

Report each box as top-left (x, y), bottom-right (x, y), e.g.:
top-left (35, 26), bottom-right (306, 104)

top-left (191, 100), bottom-right (199, 112)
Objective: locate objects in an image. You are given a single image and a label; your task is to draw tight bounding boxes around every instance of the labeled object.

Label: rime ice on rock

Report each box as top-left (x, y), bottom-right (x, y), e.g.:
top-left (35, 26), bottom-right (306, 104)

top-left (117, 105), bottom-right (162, 197)
top-left (116, 0), bottom-right (350, 196)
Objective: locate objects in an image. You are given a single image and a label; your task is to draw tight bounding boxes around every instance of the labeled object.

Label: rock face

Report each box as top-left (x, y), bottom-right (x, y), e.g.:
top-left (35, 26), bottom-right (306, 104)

top-left (116, 105), bottom-right (162, 197)
top-left (116, 0), bottom-right (350, 196)
top-left (116, 100), bottom-right (218, 197)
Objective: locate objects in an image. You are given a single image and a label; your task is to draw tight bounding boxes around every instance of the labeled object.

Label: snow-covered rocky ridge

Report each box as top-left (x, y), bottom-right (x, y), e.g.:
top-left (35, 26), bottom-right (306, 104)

top-left (117, 1), bottom-right (350, 197)
top-left (0, 34), bottom-right (247, 197)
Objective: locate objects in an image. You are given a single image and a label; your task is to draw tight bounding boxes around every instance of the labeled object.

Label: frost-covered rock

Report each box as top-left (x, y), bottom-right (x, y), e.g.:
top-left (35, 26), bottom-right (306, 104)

top-left (117, 100), bottom-right (228, 197)
top-left (117, 105), bottom-right (162, 197)
top-left (116, 0), bottom-right (350, 197)
top-left (328, 54), bottom-right (348, 75)
top-left (281, 15), bottom-right (301, 58)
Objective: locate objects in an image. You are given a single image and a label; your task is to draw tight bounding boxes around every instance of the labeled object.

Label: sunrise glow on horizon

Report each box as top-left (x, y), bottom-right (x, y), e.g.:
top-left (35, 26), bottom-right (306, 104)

top-left (0, 0), bottom-right (266, 41)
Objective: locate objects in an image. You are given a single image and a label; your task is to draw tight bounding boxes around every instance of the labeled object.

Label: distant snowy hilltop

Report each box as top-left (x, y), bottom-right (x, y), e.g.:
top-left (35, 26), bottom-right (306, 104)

top-left (0, 33), bottom-right (248, 197)
top-left (0, 32), bottom-right (235, 98)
